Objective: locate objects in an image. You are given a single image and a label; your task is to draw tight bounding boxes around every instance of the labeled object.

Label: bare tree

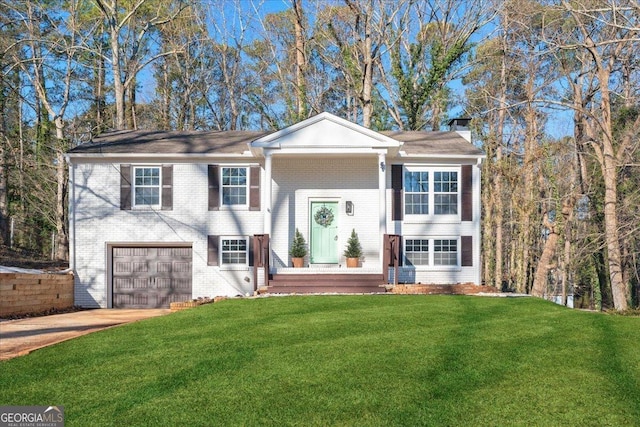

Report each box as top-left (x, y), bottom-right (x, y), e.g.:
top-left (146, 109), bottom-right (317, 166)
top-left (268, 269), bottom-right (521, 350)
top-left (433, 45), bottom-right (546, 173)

top-left (92, 0), bottom-right (190, 130)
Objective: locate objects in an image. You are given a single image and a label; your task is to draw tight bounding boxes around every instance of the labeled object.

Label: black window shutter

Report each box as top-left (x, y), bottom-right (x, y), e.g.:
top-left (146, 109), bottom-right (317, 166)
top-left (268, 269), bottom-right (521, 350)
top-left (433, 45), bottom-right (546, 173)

top-left (120, 164), bottom-right (132, 210)
top-left (249, 165), bottom-right (260, 211)
top-left (208, 235), bottom-right (219, 266)
top-left (161, 165), bottom-right (173, 210)
top-left (208, 165), bottom-right (219, 211)
top-left (248, 237), bottom-right (254, 266)
top-left (461, 236), bottom-right (473, 267)
top-left (391, 164), bottom-right (403, 221)
top-left (461, 165), bottom-right (472, 221)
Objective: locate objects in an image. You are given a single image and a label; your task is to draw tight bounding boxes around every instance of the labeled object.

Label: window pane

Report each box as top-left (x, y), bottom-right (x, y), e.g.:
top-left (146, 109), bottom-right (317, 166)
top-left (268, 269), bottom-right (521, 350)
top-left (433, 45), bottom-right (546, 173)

top-left (134, 187), bottom-right (159, 205)
top-left (433, 171), bottom-right (458, 215)
top-left (434, 194), bottom-right (458, 215)
top-left (434, 239), bottom-right (457, 266)
top-left (222, 167), bottom-right (247, 205)
top-left (404, 171), bottom-right (429, 214)
top-left (221, 239), bottom-right (247, 265)
top-left (133, 167), bottom-right (160, 206)
top-left (405, 239), bottom-right (429, 266)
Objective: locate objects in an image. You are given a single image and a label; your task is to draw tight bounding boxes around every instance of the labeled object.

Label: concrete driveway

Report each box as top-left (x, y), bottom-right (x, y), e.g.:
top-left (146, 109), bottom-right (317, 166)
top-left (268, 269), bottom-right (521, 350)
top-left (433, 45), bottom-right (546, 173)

top-left (0, 309), bottom-right (170, 360)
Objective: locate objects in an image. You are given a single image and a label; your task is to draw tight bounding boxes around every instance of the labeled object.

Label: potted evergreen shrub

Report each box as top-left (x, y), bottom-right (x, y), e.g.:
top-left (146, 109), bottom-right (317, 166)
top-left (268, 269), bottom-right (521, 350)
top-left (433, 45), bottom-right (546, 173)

top-left (289, 228), bottom-right (307, 268)
top-left (344, 229), bottom-right (363, 268)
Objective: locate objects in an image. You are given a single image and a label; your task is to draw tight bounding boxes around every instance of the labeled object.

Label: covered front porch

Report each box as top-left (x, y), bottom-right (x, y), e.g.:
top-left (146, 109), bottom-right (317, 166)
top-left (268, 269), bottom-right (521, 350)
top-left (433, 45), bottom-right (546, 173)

top-left (251, 234), bottom-right (402, 294)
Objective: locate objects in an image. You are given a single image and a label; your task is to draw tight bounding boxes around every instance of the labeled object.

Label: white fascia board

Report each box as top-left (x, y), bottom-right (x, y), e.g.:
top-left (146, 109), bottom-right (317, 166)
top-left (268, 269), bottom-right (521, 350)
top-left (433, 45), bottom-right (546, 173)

top-left (397, 151), bottom-right (487, 160)
top-left (274, 147), bottom-right (388, 156)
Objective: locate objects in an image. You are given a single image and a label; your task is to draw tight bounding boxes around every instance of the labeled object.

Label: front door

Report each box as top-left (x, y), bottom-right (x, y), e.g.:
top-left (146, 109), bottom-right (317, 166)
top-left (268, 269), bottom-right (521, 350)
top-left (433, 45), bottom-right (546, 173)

top-left (310, 202), bottom-right (338, 264)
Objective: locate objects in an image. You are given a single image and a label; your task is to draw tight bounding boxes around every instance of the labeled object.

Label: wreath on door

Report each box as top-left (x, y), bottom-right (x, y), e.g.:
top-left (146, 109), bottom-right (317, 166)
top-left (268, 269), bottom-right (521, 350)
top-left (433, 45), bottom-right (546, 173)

top-left (314, 206), bottom-right (334, 227)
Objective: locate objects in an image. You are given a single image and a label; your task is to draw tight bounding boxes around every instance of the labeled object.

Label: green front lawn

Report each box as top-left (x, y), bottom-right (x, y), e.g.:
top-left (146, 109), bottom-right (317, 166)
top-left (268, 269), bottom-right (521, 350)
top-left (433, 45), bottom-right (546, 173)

top-left (1, 296), bottom-right (639, 426)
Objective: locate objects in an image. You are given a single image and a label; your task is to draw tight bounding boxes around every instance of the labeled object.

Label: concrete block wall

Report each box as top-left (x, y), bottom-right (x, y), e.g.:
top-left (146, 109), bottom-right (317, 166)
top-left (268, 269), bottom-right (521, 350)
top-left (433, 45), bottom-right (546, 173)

top-left (0, 273), bottom-right (74, 317)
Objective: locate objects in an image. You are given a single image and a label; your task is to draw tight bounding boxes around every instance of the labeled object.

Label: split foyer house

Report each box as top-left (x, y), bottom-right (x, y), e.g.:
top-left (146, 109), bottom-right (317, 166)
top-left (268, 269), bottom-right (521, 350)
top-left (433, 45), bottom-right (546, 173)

top-left (66, 112), bottom-right (485, 308)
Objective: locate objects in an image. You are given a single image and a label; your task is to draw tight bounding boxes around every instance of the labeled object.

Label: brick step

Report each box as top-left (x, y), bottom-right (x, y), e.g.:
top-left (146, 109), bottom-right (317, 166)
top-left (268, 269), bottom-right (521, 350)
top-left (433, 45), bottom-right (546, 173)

top-left (264, 285), bottom-right (386, 294)
top-left (270, 273), bottom-right (383, 283)
top-left (262, 273), bottom-right (386, 295)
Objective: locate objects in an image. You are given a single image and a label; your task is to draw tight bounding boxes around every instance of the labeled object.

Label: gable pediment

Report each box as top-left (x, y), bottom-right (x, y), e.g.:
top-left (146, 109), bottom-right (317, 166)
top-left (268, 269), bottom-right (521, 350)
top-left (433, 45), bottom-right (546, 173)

top-left (251, 112), bottom-right (400, 152)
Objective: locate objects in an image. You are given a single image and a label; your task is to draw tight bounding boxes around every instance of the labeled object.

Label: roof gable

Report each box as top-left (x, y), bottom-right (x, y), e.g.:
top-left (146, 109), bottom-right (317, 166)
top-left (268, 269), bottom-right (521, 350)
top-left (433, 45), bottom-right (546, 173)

top-left (251, 112), bottom-right (400, 150)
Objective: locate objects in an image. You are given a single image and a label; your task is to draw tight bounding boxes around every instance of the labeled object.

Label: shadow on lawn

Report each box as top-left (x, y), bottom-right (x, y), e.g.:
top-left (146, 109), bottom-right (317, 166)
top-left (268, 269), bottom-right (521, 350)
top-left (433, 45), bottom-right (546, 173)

top-left (594, 318), bottom-right (640, 419)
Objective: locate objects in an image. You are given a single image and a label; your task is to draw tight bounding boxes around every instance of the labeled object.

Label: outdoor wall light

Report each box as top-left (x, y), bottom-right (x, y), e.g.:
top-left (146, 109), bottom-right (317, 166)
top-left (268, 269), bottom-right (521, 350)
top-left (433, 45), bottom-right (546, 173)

top-left (346, 201), bottom-right (354, 215)
top-left (380, 161), bottom-right (386, 172)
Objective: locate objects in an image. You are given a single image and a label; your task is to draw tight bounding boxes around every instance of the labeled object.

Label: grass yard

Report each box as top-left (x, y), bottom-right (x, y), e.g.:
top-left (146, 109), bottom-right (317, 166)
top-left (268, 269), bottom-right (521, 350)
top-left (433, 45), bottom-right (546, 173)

top-left (1, 295), bottom-right (639, 426)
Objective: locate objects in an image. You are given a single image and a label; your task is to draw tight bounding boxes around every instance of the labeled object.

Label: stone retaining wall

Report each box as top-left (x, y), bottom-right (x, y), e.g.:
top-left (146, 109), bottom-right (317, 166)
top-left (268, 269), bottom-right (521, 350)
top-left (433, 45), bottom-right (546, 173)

top-left (0, 272), bottom-right (74, 317)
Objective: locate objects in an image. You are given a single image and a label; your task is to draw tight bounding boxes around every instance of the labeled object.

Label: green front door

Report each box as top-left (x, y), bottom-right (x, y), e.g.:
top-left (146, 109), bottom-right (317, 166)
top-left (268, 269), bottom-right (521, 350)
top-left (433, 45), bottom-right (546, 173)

top-left (310, 202), bottom-right (338, 264)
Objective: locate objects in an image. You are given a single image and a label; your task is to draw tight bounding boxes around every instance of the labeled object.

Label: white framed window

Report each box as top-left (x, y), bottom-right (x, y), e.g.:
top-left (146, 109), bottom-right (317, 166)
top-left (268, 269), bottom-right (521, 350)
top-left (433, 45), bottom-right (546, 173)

top-left (404, 237), bottom-right (460, 268)
top-left (133, 166), bottom-right (161, 207)
top-left (404, 170), bottom-right (429, 215)
top-left (433, 171), bottom-right (458, 215)
top-left (221, 167), bottom-right (248, 206)
top-left (221, 237), bottom-right (248, 266)
top-left (404, 166), bottom-right (460, 219)
top-left (405, 239), bottom-right (430, 266)
top-left (434, 239), bottom-right (458, 266)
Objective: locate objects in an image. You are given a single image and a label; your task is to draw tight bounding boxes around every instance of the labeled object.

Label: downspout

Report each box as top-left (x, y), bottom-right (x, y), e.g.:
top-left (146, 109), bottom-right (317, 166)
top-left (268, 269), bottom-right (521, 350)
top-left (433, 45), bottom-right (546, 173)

top-left (378, 152), bottom-right (387, 272)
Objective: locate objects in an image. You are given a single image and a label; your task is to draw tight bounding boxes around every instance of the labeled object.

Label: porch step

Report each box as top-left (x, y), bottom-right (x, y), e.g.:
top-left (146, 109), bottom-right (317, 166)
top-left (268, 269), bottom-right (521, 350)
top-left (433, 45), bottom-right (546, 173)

top-left (263, 273), bottom-right (386, 294)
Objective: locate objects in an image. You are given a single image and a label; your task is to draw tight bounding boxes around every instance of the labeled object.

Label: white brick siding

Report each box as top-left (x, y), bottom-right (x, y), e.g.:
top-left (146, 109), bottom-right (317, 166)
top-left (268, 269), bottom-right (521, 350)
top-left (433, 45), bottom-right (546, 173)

top-left (70, 162), bottom-right (264, 307)
top-left (270, 156), bottom-right (381, 269)
top-left (69, 154), bottom-right (482, 307)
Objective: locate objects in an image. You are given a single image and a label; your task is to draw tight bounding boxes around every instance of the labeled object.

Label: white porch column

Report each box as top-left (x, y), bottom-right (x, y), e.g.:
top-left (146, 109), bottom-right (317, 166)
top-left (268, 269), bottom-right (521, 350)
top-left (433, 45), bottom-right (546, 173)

top-left (378, 152), bottom-right (387, 268)
top-left (264, 151), bottom-right (273, 235)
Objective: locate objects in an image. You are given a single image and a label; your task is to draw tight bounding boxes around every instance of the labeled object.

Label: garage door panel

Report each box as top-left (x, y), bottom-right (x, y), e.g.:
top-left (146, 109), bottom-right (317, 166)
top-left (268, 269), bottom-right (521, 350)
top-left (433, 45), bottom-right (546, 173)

top-left (113, 246), bottom-right (192, 308)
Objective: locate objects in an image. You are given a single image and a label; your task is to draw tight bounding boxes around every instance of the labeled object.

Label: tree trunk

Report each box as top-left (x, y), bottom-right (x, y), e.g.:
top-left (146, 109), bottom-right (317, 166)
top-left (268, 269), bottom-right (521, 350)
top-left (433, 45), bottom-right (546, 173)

top-left (53, 119), bottom-right (68, 260)
top-left (110, 30), bottom-right (126, 130)
top-left (531, 228), bottom-right (557, 297)
top-left (293, 0), bottom-right (307, 120)
top-left (0, 68), bottom-right (9, 245)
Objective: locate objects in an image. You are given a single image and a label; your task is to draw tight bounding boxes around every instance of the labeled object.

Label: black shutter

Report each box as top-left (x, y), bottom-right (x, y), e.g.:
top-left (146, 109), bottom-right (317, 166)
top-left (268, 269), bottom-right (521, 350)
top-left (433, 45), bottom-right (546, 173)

top-left (208, 235), bottom-right (219, 266)
top-left (208, 165), bottom-right (219, 211)
top-left (461, 236), bottom-right (473, 267)
top-left (461, 165), bottom-right (472, 221)
top-left (120, 164), bottom-right (132, 210)
top-left (161, 165), bottom-right (173, 210)
top-left (391, 164), bottom-right (403, 221)
top-left (248, 237), bottom-right (254, 266)
top-left (249, 165), bottom-right (260, 211)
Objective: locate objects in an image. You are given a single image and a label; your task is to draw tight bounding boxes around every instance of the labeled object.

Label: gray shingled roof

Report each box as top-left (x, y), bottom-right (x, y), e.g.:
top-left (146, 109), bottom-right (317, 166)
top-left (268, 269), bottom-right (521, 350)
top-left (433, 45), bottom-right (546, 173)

top-left (68, 129), bottom-right (484, 157)
top-left (381, 131), bottom-right (484, 156)
top-left (68, 130), bottom-right (269, 154)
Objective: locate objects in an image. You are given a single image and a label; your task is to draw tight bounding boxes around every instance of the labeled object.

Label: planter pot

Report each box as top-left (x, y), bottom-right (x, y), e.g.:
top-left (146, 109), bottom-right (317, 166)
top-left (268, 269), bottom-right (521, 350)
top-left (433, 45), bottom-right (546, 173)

top-left (291, 257), bottom-right (305, 268)
top-left (346, 257), bottom-right (359, 268)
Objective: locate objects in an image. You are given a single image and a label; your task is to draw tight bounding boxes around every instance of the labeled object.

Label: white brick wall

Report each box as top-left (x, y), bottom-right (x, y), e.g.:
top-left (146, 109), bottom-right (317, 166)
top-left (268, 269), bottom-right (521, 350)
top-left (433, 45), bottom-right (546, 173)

top-left (70, 162), bottom-right (264, 307)
top-left (69, 155), bottom-right (482, 307)
top-left (270, 157), bottom-right (381, 269)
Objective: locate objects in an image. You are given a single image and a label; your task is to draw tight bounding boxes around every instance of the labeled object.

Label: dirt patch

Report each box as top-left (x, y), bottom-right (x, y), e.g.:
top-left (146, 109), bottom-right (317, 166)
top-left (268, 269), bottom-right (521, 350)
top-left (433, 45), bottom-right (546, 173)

top-left (0, 245), bottom-right (68, 271)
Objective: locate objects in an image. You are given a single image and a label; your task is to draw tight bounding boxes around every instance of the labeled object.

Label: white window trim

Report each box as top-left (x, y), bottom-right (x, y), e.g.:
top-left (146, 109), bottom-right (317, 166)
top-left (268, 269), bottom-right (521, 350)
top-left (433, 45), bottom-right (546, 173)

top-left (220, 165), bottom-right (250, 210)
top-left (132, 165), bottom-right (161, 209)
top-left (404, 236), bottom-right (461, 270)
top-left (219, 236), bottom-right (249, 270)
top-left (404, 237), bottom-right (430, 267)
top-left (403, 166), bottom-right (461, 223)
